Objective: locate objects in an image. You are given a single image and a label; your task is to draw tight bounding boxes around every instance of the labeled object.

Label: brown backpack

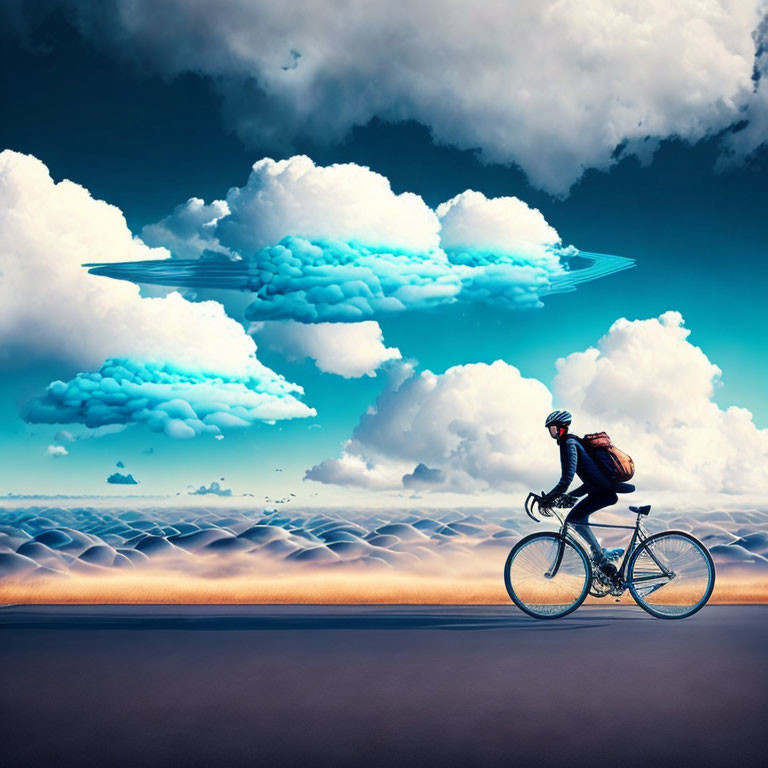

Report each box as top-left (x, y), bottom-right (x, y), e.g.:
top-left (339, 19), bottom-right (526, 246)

top-left (581, 432), bottom-right (635, 482)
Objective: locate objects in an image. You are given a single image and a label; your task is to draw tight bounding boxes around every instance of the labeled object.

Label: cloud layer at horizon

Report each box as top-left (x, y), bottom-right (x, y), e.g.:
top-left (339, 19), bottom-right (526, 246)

top-left (1, 503), bottom-right (765, 605)
top-left (6, 0), bottom-right (766, 194)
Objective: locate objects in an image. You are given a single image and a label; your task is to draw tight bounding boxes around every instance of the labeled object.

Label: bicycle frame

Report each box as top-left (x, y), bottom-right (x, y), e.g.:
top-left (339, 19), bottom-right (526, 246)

top-left (523, 492), bottom-right (674, 585)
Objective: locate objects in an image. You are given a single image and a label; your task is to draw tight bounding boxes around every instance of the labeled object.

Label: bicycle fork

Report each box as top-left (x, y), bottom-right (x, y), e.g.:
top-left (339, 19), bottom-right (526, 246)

top-left (545, 535), bottom-right (567, 579)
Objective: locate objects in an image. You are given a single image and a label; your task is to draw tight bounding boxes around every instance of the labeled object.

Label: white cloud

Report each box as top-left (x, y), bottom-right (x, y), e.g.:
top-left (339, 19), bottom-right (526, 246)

top-left (141, 158), bottom-right (561, 262)
top-left (307, 312), bottom-right (768, 497)
top-left (45, 444), bottom-right (68, 458)
top-left (23, 0), bottom-right (767, 194)
top-left (217, 156), bottom-right (440, 253)
top-left (306, 361), bottom-right (555, 491)
top-left (553, 311), bottom-right (768, 494)
top-left (437, 190), bottom-right (560, 265)
top-left (0, 150), bottom-right (315, 434)
top-left (141, 197), bottom-right (232, 260)
top-left (250, 320), bottom-right (401, 378)
top-left (0, 150), bottom-right (254, 374)
top-left (305, 451), bottom-right (412, 491)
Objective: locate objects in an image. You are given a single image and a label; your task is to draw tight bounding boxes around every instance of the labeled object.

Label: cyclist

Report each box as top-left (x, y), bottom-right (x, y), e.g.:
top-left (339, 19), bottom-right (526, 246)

top-left (540, 410), bottom-right (635, 575)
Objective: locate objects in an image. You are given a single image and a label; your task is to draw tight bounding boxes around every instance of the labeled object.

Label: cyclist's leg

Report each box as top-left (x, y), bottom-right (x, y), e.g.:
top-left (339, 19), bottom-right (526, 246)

top-left (566, 489), bottom-right (618, 560)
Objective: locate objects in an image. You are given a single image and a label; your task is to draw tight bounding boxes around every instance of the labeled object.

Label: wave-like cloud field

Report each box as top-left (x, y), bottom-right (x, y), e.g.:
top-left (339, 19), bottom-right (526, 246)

top-left (1, 503), bottom-right (766, 604)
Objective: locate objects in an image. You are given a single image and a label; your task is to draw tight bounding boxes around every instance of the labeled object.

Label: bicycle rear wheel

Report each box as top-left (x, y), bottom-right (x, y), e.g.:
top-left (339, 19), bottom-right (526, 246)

top-left (504, 533), bottom-right (591, 619)
top-left (628, 531), bottom-right (715, 619)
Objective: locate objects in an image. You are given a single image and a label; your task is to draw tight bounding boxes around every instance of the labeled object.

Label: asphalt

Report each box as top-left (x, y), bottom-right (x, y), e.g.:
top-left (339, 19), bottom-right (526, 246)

top-left (1, 604), bottom-right (766, 767)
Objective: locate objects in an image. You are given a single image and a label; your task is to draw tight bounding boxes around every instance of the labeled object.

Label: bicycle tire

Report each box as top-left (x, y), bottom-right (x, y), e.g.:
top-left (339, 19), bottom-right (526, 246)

top-left (627, 530), bottom-right (715, 619)
top-left (504, 532), bottom-right (591, 619)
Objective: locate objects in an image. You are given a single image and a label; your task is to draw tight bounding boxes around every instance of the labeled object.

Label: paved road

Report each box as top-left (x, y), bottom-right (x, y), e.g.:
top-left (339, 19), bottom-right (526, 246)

top-left (1, 605), bottom-right (766, 767)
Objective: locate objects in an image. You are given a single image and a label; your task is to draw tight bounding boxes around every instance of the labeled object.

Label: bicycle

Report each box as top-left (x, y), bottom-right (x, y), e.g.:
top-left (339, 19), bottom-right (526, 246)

top-left (503, 492), bottom-right (716, 620)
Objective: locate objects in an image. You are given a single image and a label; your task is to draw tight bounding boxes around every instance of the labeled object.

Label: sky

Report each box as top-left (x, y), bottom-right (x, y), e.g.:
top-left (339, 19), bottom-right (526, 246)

top-left (0, 1), bottom-right (767, 503)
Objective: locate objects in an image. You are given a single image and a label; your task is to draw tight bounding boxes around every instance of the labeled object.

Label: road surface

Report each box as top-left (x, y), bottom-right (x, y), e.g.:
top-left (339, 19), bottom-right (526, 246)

top-left (1, 604), bottom-right (766, 767)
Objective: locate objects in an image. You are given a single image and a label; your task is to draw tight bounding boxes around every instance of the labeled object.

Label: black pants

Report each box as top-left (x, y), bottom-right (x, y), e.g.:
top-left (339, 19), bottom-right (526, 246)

top-left (566, 483), bottom-right (635, 557)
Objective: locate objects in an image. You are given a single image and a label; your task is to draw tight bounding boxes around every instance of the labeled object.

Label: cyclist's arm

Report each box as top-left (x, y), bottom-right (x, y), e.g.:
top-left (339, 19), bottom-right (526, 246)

top-left (570, 484), bottom-right (588, 498)
top-left (542, 439), bottom-right (577, 502)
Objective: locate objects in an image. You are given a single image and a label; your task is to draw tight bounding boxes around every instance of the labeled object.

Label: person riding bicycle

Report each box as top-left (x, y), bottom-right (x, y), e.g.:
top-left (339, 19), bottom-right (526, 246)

top-left (540, 410), bottom-right (635, 575)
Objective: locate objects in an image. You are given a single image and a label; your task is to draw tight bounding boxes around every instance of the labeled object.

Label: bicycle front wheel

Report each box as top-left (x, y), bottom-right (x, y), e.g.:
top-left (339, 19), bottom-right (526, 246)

top-left (628, 531), bottom-right (715, 619)
top-left (504, 533), bottom-right (591, 619)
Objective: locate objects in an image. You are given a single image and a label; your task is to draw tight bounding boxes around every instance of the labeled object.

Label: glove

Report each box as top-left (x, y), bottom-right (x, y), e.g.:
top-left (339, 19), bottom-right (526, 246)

top-left (553, 493), bottom-right (579, 509)
top-left (536, 492), bottom-right (553, 516)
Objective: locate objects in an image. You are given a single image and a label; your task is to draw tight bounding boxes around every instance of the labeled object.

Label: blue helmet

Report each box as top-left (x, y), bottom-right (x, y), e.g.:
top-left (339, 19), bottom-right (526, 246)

top-left (545, 410), bottom-right (572, 428)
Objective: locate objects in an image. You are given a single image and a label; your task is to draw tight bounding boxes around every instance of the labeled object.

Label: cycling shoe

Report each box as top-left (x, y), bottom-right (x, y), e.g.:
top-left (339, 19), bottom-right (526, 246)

top-left (601, 547), bottom-right (624, 563)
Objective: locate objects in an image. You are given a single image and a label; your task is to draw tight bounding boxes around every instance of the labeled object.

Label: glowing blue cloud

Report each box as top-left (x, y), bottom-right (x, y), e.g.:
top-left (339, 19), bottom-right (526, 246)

top-left (89, 237), bottom-right (633, 322)
top-left (23, 358), bottom-right (316, 437)
top-left (87, 157), bottom-right (633, 321)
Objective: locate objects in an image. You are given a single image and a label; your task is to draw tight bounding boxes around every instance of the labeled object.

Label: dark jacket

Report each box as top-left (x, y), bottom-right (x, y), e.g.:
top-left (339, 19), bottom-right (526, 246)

top-left (545, 434), bottom-right (611, 500)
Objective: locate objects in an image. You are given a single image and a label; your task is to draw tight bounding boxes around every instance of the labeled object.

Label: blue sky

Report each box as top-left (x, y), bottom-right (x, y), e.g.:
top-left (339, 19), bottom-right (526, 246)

top-left (1, 3), bottom-right (766, 500)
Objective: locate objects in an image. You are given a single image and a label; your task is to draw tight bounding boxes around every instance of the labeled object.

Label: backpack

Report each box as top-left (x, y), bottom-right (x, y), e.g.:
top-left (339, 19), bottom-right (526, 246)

top-left (581, 432), bottom-right (635, 482)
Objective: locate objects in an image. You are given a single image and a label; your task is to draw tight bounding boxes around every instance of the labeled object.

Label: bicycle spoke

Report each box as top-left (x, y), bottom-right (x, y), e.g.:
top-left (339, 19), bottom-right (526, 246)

top-left (629, 533), bottom-right (714, 619)
top-left (506, 535), bottom-right (589, 619)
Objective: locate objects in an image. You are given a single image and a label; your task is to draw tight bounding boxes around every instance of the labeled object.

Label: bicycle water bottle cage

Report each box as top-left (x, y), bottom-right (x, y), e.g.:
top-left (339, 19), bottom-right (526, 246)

top-left (629, 505), bottom-right (651, 515)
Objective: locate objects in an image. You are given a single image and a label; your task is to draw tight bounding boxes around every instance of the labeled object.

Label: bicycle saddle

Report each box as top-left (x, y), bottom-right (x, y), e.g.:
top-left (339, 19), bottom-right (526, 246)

top-left (629, 504), bottom-right (651, 515)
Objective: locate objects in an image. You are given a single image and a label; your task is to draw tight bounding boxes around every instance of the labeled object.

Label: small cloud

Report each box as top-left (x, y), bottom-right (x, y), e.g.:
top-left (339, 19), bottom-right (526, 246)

top-left (142, 447), bottom-right (155, 455)
top-left (281, 49), bottom-right (301, 71)
top-left (116, 460), bottom-right (125, 468)
top-left (107, 472), bottom-right (139, 485)
top-left (53, 430), bottom-right (76, 444)
top-left (215, 434), bottom-right (224, 441)
top-left (46, 444), bottom-right (68, 458)
top-left (190, 481), bottom-right (232, 497)
top-left (250, 319), bottom-right (400, 378)
top-left (402, 463), bottom-right (444, 488)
